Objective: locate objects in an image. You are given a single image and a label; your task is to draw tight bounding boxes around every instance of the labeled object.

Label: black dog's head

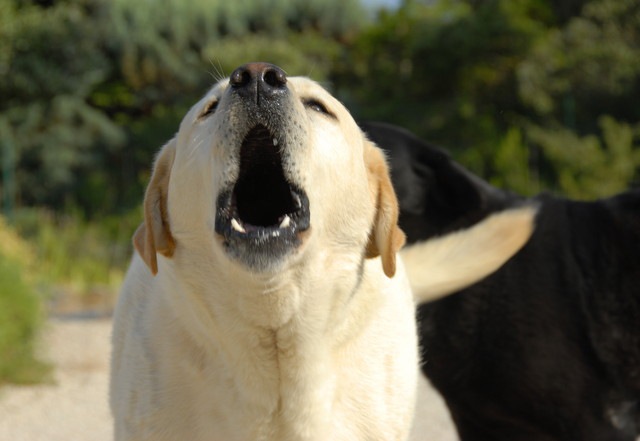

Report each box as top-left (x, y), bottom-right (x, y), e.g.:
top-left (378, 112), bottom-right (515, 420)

top-left (360, 121), bottom-right (518, 244)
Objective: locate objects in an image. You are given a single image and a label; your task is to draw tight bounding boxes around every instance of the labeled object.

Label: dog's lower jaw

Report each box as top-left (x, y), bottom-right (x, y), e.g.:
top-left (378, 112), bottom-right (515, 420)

top-left (221, 239), bottom-right (306, 274)
top-left (214, 187), bottom-right (312, 273)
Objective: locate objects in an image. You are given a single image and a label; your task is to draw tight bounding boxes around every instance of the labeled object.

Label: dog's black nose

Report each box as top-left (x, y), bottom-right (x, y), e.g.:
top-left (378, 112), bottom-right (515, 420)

top-left (230, 63), bottom-right (287, 102)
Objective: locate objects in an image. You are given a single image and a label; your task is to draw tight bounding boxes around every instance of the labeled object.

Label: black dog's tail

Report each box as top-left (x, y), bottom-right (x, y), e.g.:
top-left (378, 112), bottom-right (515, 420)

top-left (401, 205), bottom-right (537, 304)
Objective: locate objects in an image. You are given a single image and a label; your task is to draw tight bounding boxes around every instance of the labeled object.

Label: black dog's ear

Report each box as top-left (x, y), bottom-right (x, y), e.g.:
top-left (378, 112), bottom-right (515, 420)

top-left (359, 121), bottom-right (515, 243)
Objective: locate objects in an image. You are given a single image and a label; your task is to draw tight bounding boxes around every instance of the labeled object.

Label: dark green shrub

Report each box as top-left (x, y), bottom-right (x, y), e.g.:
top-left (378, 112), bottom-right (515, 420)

top-left (0, 253), bottom-right (50, 385)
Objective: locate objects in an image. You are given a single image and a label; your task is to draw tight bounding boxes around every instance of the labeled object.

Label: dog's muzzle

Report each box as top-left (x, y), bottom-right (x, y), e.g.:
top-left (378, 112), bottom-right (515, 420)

top-left (215, 63), bottom-right (311, 271)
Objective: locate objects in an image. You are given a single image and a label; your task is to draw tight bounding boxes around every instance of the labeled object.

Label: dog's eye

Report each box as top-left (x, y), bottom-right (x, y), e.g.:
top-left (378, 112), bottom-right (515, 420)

top-left (200, 100), bottom-right (218, 118)
top-left (304, 99), bottom-right (333, 117)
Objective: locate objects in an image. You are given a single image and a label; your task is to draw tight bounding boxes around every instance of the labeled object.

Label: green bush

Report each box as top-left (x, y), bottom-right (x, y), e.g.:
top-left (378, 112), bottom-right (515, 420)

top-left (0, 219), bottom-right (49, 385)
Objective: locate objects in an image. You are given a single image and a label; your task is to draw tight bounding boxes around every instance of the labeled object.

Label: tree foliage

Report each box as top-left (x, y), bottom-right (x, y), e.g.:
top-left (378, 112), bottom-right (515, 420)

top-left (1, 0), bottom-right (639, 221)
top-left (0, 0), bottom-right (364, 217)
top-left (1, 0), bottom-right (122, 210)
top-left (334, 0), bottom-right (640, 197)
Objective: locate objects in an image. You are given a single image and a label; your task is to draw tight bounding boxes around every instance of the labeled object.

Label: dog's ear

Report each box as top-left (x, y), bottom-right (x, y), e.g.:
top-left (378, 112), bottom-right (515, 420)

top-left (364, 141), bottom-right (406, 278)
top-left (133, 139), bottom-right (177, 275)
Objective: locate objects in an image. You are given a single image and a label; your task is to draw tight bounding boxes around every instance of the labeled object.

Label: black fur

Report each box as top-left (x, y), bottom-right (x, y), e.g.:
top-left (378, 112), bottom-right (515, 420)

top-left (361, 121), bottom-right (640, 441)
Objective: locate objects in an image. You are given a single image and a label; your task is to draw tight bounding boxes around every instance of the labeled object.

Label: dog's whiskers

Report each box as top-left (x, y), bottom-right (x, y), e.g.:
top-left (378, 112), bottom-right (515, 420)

top-left (207, 58), bottom-right (226, 83)
top-left (185, 136), bottom-right (205, 160)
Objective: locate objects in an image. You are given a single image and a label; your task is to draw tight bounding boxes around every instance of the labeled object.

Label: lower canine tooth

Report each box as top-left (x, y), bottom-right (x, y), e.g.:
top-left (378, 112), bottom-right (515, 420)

top-left (279, 215), bottom-right (291, 229)
top-left (231, 218), bottom-right (246, 233)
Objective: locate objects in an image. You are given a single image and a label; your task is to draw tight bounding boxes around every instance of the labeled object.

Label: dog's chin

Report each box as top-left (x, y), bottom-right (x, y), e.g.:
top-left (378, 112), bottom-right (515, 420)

top-left (214, 124), bottom-right (311, 272)
top-left (214, 187), bottom-right (310, 271)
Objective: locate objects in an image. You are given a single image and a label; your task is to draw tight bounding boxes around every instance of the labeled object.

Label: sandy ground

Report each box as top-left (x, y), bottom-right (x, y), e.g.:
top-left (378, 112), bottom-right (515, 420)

top-left (0, 319), bottom-right (114, 441)
top-left (0, 318), bottom-right (458, 441)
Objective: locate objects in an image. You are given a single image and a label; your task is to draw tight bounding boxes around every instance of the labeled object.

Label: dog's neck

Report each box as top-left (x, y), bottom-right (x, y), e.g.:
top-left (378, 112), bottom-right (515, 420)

top-left (164, 239), bottom-right (361, 321)
top-left (154, 252), bottom-right (375, 439)
top-left (226, 264), bottom-right (311, 329)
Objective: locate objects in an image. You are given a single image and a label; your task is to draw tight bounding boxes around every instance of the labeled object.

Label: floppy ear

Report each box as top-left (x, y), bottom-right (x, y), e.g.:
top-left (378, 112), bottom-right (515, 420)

top-left (133, 139), bottom-right (177, 275)
top-left (364, 141), bottom-right (406, 278)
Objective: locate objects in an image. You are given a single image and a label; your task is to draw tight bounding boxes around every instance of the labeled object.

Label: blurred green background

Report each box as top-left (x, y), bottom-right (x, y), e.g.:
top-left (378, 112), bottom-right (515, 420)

top-left (0, 0), bottom-right (639, 383)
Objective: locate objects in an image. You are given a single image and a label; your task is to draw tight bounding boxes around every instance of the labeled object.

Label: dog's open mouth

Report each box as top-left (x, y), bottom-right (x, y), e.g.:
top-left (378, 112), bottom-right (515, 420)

top-left (215, 124), bottom-right (310, 269)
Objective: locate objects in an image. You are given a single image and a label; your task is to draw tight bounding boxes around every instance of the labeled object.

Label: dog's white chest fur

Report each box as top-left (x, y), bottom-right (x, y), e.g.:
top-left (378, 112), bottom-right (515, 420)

top-left (112, 255), bottom-right (417, 441)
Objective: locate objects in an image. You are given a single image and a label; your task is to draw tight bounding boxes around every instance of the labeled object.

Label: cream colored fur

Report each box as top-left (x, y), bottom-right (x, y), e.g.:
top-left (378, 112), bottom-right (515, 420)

top-left (111, 75), bottom-right (417, 441)
top-left (401, 206), bottom-right (537, 304)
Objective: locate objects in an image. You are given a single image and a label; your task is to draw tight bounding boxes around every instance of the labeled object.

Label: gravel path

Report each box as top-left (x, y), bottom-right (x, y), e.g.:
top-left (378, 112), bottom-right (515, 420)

top-left (0, 319), bottom-right (113, 441)
top-left (0, 318), bottom-right (458, 441)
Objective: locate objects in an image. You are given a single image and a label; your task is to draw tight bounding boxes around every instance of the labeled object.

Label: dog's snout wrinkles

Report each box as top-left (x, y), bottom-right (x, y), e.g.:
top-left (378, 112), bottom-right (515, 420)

top-left (230, 63), bottom-right (287, 103)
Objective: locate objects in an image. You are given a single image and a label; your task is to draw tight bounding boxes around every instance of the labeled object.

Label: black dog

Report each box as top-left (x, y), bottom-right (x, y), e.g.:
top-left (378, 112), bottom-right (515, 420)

top-left (361, 121), bottom-right (640, 441)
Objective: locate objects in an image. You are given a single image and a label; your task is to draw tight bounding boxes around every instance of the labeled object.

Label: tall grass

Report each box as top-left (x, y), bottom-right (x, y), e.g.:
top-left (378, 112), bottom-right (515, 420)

top-left (13, 207), bottom-right (141, 302)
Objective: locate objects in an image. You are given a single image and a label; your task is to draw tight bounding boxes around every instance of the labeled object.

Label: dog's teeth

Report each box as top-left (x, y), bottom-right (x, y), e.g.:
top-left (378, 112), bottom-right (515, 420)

top-left (279, 215), bottom-right (291, 229)
top-left (273, 138), bottom-right (278, 146)
top-left (231, 218), bottom-right (246, 233)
